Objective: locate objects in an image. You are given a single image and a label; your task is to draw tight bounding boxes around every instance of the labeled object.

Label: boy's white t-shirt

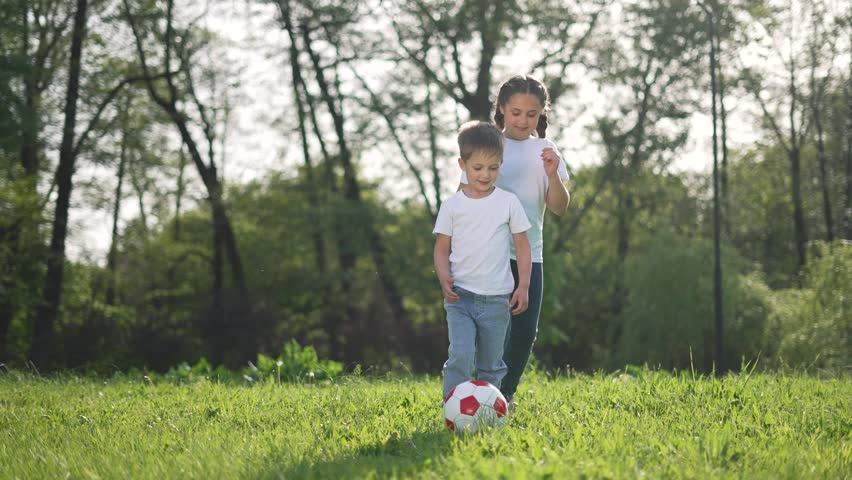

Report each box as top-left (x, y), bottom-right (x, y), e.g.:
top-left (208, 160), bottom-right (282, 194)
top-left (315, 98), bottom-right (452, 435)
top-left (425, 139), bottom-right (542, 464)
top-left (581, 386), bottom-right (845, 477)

top-left (432, 187), bottom-right (531, 295)
top-left (460, 137), bottom-right (570, 262)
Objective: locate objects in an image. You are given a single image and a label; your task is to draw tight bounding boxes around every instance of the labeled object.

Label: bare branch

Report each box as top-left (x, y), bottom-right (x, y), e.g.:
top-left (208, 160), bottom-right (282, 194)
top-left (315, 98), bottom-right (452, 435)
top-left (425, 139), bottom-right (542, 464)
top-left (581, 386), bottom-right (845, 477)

top-left (72, 71), bottom-right (175, 156)
top-left (350, 66), bottom-right (434, 217)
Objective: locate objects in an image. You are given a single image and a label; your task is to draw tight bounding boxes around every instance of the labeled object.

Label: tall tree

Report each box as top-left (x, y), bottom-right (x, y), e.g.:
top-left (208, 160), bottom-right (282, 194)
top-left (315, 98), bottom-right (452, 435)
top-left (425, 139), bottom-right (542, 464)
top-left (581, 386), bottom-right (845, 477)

top-left (846, 55), bottom-right (852, 240)
top-left (742, 1), bottom-right (817, 271)
top-left (0, 0), bottom-right (70, 361)
top-left (806, 2), bottom-right (839, 242)
top-left (105, 94), bottom-right (132, 306)
top-left (29, 0), bottom-right (89, 366)
top-left (699, 0), bottom-right (725, 374)
top-left (124, 0), bottom-right (252, 365)
top-left (592, 0), bottom-right (705, 361)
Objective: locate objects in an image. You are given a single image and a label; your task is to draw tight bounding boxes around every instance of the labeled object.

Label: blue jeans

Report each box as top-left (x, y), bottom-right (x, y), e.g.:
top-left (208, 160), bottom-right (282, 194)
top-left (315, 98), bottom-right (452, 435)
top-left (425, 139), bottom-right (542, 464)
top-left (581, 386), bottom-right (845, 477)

top-left (442, 286), bottom-right (511, 399)
top-left (501, 261), bottom-right (544, 400)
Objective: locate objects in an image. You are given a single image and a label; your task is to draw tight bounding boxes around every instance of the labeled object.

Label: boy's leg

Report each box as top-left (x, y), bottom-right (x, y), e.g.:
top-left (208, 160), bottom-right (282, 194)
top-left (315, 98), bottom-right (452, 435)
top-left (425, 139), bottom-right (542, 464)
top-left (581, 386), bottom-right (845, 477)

top-left (473, 293), bottom-right (511, 389)
top-left (442, 291), bottom-right (476, 399)
top-left (501, 261), bottom-right (544, 401)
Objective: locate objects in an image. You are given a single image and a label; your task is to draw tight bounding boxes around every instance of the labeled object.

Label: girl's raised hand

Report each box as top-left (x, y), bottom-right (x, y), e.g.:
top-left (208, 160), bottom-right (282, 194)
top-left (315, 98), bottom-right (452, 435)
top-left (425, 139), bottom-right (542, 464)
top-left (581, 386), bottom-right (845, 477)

top-left (541, 147), bottom-right (561, 177)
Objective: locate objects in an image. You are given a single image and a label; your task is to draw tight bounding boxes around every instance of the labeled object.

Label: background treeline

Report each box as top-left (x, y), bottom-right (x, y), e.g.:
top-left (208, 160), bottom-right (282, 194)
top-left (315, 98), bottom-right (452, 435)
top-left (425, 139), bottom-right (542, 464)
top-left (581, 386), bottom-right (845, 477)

top-left (0, 0), bottom-right (849, 375)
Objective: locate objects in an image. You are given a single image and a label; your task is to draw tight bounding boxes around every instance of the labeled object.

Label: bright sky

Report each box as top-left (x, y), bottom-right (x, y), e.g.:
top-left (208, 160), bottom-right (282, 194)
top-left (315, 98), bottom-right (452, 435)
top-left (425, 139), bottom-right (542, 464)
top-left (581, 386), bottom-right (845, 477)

top-left (67, 0), bottom-right (838, 263)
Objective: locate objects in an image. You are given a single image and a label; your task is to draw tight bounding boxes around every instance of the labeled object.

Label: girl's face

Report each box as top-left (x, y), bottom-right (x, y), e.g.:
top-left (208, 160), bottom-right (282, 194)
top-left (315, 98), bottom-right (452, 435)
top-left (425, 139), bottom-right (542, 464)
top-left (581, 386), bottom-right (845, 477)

top-left (458, 150), bottom-right (501, 198)
top-left (500, 93), bottom-right (544, 141)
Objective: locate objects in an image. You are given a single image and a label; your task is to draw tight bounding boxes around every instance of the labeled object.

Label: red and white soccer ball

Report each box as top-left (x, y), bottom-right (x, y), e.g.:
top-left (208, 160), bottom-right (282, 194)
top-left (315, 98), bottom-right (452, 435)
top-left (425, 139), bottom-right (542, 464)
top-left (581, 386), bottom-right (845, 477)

top-left (443, 380), bottom-right (508, 433)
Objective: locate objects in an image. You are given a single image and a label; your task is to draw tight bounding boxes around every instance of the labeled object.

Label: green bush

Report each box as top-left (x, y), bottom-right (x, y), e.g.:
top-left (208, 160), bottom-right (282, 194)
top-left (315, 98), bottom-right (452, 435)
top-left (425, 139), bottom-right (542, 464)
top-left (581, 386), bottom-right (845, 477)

top-left (244, 339), bottom-right (344, 383)
top-left (766, 242), bottom-right (851, 369)
top-left (164, 357), bottom-right (233, 383)
top-left (618, 230), bottom-right (772, 371)
top-left (162, 341), bottom-right (345, 384)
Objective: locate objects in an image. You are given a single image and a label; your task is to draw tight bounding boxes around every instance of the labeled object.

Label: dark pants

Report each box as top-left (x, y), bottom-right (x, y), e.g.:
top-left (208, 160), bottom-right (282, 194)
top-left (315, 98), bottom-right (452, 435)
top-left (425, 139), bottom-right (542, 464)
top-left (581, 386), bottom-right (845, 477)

top-left (501, 260), bottom-right (543, 400)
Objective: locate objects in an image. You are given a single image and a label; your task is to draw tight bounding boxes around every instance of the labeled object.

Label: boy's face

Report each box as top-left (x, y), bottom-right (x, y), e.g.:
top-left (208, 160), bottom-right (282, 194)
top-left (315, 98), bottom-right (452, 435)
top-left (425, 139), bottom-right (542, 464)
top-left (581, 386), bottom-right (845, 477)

top-left (500, 93), bottom-right (543, 140)
top-left (459, 150), bottom-right (501, 198)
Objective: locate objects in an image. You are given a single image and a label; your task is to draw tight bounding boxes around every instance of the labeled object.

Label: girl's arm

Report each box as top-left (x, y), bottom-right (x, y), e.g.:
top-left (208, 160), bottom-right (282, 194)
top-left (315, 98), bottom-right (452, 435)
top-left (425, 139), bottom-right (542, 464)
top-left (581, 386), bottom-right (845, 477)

top-left (510, 232), bottom-right (532, 315)
top-left (545, 174), bottom-right (570, 216)
top-left (434, 234), bottom-right (459, 303)
top-left (542, 147), bottom-right (570, 216)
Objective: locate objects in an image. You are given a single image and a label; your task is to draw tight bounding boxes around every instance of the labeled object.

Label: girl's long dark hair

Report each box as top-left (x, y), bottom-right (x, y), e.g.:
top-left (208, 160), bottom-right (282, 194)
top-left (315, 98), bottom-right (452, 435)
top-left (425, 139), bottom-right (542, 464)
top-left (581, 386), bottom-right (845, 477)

top-left (493, 74), bottom-right (550, 138)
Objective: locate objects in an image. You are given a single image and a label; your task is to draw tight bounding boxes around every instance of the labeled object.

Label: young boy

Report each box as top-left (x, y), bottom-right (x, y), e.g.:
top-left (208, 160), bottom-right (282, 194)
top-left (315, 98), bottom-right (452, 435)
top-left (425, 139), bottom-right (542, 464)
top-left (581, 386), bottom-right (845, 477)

top-left (433, 121), bottom-right (533, 401)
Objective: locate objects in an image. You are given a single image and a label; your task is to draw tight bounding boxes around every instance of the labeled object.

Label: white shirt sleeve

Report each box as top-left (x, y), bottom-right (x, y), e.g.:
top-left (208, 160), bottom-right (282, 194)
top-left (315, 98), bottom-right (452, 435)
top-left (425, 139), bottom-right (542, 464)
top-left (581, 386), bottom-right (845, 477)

top-left (432, 199), bottom-right (454, 236)
top-left (508, 194), bottom-right (532, 234)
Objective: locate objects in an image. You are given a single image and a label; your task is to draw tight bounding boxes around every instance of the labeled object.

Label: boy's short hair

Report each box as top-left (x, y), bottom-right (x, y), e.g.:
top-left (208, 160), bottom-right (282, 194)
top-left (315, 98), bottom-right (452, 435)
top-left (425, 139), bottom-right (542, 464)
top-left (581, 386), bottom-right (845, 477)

top-left (457, 121), bottom-right (503, 162)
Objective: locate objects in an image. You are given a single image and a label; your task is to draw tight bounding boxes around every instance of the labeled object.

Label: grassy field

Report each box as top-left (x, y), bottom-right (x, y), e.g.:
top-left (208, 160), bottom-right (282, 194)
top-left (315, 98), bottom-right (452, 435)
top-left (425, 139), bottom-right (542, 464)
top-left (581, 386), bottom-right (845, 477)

top-left (1, 368), bottom-right (849, 479)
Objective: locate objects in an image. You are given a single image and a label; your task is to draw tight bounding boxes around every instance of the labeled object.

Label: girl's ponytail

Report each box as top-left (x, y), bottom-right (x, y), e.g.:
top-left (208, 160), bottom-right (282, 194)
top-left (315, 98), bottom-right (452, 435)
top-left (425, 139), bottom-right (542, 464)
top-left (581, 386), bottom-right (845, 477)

top-left (494, 103), bottom-right (505, 129)
top-left (536, 113), bottom-right (548, 138)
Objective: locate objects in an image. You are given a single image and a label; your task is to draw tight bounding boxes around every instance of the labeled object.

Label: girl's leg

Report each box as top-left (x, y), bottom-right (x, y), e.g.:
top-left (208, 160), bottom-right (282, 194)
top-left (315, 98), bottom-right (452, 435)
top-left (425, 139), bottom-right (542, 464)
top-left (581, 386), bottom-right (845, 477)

top-left (501, 261), bottom-right (543, 401)
top-left (442, 292), bottom-right (476, 399)
top-left (473, 293), bottom-right (511, 390)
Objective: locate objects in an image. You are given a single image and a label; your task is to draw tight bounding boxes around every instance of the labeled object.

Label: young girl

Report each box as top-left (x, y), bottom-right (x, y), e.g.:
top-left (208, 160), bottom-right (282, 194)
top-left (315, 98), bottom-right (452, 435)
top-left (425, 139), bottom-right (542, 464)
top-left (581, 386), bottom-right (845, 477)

top-left (460, 75), bottom-right (571, 407)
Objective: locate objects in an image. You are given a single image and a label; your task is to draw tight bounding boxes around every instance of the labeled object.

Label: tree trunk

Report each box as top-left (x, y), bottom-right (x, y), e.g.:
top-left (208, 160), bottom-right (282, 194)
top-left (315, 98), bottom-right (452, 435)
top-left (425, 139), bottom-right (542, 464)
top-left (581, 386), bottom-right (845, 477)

top-left (427, 78), bottom-right (442, 217)
top-left (716, 31), bottom-right (730, 235)
top-left (168, 104), bottom-right (247, 296)
top-left (607, 180), bottom-right (630, 356)
top-left (292, 42), bottom-right (354, 362)
top-left (280, 2), bottom-right (349, 361)
top-left (790, 144), bottom-right (807, 268)
top-left (285, 11), bottom-right (326, 274)
top-left (30, 0), bottom-right (89, 367)
top-left (302, 23), bottom-right (424, 367)
top-left (788, 62), bottom-right (808, 270)
top-left (609, 74), bottom-right (652, 356)
top-left (810, 71), bottom-right (834, 242)
top-left (129, 161), bottom-right (148, 233)
top-left (706, 3), bottom-right (725, 374)
top-left (125, 0), bottom-right (252, 363)
top-left (844, 63), bottom-right (852, 240)
top-left (209, 212), bottom-right (226, 366)
top-left (106, 95), bottom-right (130, 306)
top-left (174, 147), bottom-right (185, 241)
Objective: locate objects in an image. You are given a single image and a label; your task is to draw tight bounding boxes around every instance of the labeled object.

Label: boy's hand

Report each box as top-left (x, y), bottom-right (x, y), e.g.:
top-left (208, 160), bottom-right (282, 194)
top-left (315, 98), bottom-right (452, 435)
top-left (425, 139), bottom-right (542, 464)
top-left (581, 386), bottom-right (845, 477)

top-left (541, 147), bottom-right (561, 178)
top-left (440, 276), bottom-right (459, 303)
top-left (510, 286), bottom-right (529, 315)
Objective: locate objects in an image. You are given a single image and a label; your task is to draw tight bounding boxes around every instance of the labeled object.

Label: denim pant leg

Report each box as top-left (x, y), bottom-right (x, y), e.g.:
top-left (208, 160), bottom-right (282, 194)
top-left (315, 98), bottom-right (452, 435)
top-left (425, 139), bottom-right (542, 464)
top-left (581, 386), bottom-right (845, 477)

top-left (473, 293), bottom-right (511, 390)
top-left (501, 261), bottom-right (544, 399)
top-left (443, 293), bottom-right (476, 399)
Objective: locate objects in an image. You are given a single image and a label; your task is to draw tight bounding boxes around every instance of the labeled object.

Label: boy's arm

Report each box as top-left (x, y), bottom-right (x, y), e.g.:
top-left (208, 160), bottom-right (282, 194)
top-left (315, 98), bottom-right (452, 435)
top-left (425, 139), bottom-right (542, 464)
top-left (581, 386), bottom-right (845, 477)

top-left (510, 231), bottom-right (532, 315)
top-left (434, 234), bottom-right (459, 303)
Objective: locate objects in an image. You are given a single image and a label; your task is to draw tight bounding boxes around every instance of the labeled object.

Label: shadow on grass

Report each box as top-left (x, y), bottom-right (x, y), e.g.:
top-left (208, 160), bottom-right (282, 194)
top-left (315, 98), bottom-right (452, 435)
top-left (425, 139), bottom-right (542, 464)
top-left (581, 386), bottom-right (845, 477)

top-left (262, 429), bottom-right (455, 479)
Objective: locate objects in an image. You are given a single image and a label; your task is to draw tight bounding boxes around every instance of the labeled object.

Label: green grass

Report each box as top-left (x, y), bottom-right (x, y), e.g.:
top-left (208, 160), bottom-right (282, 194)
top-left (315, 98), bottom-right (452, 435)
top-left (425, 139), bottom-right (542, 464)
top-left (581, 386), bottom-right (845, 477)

top-left (1, 369), bottom-right (849, 479)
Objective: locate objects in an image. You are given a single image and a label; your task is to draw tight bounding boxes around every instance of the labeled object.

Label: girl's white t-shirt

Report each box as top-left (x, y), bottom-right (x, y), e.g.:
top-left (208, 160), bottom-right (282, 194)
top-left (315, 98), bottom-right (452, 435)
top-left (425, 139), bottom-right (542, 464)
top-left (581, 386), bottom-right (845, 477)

top-left (461, 136), bottom-right (570, 262)
top-left (432, 187), bottom-right (531, 295)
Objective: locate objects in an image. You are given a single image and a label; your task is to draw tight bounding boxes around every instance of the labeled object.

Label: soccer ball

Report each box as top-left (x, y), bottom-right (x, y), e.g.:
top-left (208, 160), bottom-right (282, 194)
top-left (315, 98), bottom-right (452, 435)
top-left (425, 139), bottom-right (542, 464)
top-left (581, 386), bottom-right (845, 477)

top-left (443, 380), bottom-right (508, 433)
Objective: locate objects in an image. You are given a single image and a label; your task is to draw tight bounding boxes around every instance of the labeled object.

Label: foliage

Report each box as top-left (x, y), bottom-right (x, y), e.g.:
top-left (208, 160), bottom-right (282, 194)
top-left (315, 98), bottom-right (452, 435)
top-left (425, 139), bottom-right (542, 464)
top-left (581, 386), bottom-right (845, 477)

top-left (0, 173), bottom-right (48, 360)
top-left (764, 242), bottom-right (851, 370)
top-left (0, 0), bottom-right (848, 375)
top-left (537, 166), bottom-right (707, 371)
top-left (161, 340), bottom-right (344, 384)
top-left (163, 357), bottom-right (232, 383)
top-left (616, 229), bottom-right (772, 371)
top-left (725, 140), bottom-right (849, 287)
top-left (0, 370), bottom-right (848, 478)
top-left (246, 339), bottom-right (344, 383)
